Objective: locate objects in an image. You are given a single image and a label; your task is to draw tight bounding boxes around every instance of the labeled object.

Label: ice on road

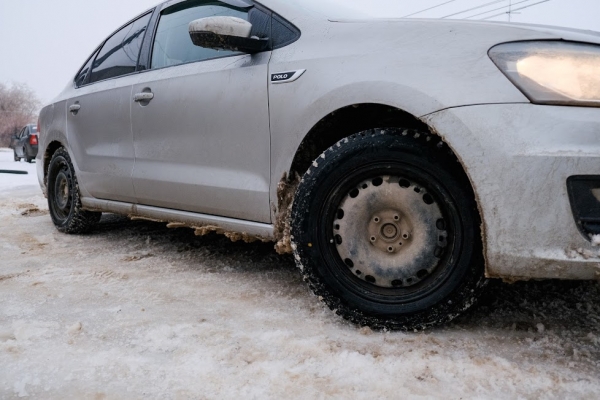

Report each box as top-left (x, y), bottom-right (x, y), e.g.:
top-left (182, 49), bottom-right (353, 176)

top-left (0, 149), bottom-right (599, 399)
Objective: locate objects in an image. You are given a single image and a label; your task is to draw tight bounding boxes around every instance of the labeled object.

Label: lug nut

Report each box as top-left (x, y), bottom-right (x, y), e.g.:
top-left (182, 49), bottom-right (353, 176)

top-left (402, 233), bottom-right (410, 240)
top-left (370, 236), bottom-right (377, 242)
top-left (373, 217), bottom-right (380, 223)
top-left (394, 215), bottom-right (400, 221)
top-left (387, 247), bottom-right (395, 253)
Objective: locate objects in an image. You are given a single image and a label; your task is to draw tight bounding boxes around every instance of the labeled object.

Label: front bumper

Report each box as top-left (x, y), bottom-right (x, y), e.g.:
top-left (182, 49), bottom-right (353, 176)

top-left (425, 104), bottom-right (600, 281)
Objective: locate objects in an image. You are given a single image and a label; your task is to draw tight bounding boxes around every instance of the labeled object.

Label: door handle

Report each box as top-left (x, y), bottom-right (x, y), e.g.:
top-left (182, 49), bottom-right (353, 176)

top-left (69, 104), bottom-right (81, 114)
top-left (134, 92), bottom-right (154, 102)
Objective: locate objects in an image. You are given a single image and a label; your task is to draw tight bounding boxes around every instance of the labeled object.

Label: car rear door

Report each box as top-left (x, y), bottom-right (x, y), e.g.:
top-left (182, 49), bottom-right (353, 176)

top-left (22, 126), bottom-right (32, 157)
top-left (19, 127), bottom-right (30, 157)
top-left (66, 12), bottom-right (152, 203)
top-left (130, 0), bottom-right (272, 223)
top-left (14, 128), bottom-right (26, 156)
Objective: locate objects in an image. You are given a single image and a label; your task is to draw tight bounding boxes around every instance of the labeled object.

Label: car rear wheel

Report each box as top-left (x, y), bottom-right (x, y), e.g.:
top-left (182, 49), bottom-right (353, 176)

top-left (290, 129), bottom-right (486, 330)
top-left (47, 147), bottom-right (101, 233)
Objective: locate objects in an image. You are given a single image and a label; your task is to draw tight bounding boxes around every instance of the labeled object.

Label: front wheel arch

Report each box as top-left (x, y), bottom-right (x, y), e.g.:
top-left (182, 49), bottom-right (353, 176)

top-left (43, 140), bottom-right (66, 189)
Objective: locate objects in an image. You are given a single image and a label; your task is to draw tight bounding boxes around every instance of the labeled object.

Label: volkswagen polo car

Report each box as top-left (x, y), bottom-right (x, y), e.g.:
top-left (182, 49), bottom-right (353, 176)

top-left (37, 0), bottom-right (600, 330)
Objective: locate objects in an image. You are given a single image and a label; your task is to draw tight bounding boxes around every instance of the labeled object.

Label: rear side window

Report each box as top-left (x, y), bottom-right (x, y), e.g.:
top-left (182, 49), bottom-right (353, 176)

top-left (151, 1), bottom-right (249, 69)
top-left (89, 12), bottom-right (152, 84)
top-left (74, 50), bottom-right (98, 87)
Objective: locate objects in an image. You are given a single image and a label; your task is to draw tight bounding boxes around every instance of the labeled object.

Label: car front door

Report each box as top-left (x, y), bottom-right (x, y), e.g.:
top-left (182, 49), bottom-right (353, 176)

top-left (66, 11), bottom-right (152, 203)
top-left (130, 0), bottom-right (272, 222)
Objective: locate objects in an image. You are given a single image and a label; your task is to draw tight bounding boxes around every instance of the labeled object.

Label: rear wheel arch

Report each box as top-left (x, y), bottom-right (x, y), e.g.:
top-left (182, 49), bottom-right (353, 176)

top-left (47, 146), bottom-right (101, 233)
top-left (44, 141), bottom-right (65, 188)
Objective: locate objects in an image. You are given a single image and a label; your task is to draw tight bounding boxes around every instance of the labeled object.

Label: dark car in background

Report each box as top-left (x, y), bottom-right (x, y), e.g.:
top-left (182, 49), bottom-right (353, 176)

top-left (10, 124), bottom-right (38, 163)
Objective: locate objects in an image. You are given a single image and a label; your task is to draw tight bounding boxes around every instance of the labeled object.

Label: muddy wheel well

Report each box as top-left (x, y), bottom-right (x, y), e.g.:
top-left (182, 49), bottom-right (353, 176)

top-left (289, 104), bottom-right (430, 177)
top-left (44, 141), bottom-right (63, 186)
top-left (283, 103), bottom-right (486, 272)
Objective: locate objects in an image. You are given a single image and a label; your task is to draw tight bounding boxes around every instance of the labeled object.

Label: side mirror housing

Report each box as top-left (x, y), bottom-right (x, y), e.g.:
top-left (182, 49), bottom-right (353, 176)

top-left (189, 16), bottom-right (268, 54)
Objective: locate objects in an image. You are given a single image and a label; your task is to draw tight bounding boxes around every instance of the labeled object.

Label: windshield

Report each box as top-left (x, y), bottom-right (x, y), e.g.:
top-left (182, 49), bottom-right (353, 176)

top-left (30, 125), bottom-right (38, 133)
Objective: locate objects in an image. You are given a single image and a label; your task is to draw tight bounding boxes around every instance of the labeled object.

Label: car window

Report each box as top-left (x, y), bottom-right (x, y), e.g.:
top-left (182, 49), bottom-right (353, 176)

top-left (89, 12), bottom-right (152, 84)
top-left (75, 50), bottom-right (99, 87)
top-left (31, 125), bottom-right (38, 133)
top-left (271, 14), bottom-right (300, 49)
top-left (151, 0), bottom-right (249, 69)
top-left (18, 128), bottom-right (26, 138)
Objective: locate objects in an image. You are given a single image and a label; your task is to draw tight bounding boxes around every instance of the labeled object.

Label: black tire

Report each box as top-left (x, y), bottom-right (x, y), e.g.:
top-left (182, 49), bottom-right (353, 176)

top-left (25, 156), bottom-right (33, 163)
top-left (291, 129), bottom-right (486, 331)
top-left (47, 147), bottom-right (101, 233)
top-left (14, 151), bottom-right (20, 162)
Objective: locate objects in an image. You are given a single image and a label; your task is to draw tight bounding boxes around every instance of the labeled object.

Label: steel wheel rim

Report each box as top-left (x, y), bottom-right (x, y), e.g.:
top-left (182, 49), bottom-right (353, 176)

top-left (318, 162), bottom-right (461, 301)
top-left (333, 174), bottom-right (448, 288)
top-left (50, 161), bottom-right (72, 221)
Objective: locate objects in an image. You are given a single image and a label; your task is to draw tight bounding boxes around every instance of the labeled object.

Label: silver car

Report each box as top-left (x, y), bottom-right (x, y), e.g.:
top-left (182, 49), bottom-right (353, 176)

top-left (37, 0), bottom-right (600, 330)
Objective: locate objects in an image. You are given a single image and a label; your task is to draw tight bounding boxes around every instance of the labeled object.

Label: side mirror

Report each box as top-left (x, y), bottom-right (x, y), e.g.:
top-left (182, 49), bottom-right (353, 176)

top-left (189, 16), bottom-right (268, 54)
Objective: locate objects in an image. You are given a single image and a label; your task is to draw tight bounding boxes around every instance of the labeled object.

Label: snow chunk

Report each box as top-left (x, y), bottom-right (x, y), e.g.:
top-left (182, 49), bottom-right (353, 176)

top-left (14, 379), bottom-right (29, 398)
top-left (591, 234), bottom-right (600, 247)
top-left (67, 322), bottom-right (82, 335)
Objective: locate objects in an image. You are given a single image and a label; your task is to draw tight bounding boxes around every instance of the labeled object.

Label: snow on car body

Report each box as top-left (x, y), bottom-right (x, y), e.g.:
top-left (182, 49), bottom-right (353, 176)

top-left (36, 0), bottom-right (600, 329)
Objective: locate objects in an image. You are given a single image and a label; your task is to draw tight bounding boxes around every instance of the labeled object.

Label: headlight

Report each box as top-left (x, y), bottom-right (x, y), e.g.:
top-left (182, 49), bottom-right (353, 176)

top-left (489, 41), bottom-right (600, 107)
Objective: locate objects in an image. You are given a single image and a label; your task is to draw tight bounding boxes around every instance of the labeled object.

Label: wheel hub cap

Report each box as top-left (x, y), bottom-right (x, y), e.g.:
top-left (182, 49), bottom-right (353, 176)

top-left (381, 223), bottom-right (397, 239)
top-left (333, 175), bottom-right (448, 288)
top-left (54, 172), bottom-right (70, 210)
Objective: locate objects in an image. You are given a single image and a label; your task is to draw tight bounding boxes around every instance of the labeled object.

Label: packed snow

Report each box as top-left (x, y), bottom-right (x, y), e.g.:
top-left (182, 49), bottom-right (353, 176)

top-left (0, 149), bottom-right (599, 399)
top-left (0, 148), bottom-right (38, 190)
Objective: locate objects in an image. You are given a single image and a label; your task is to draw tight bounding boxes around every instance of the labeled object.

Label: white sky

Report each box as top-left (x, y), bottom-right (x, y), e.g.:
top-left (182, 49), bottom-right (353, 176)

top-left (0, 0), bottom-right (599, 105)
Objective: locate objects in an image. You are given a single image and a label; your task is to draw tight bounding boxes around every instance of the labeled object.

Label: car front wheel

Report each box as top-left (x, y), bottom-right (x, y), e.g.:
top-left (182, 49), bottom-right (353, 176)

top-left (291, 129), bottom-right (486, 330)
top-left (47, 147), bottom-right (101, 233)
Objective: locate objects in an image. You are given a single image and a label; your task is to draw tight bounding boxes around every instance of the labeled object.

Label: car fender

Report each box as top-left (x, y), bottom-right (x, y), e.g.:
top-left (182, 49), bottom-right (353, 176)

top-left (37, 100), bottom-right (94, 199)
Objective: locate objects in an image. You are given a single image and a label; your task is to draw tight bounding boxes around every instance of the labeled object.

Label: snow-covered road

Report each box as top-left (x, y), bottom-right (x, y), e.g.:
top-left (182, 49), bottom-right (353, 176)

top-left (0, 148), bottom-right (38, 190)
top-left (0, 149), bottom-right (599, 399)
